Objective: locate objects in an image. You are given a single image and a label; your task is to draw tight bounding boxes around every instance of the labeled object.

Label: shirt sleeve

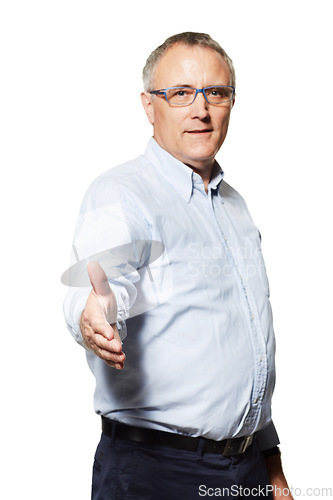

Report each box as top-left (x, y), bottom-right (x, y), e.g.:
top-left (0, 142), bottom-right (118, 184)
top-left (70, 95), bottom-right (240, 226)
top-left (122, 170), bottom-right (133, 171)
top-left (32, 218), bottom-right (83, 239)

top-left (63, 174), bottom-right (151, 346)
top-left (256, 420), bottom-right (280, 451)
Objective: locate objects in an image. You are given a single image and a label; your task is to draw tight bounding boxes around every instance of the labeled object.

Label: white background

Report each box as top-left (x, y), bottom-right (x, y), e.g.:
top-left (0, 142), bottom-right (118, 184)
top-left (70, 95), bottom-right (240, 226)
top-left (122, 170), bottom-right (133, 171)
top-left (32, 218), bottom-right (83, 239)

top-left (1, 1), bottom-right (332, 498)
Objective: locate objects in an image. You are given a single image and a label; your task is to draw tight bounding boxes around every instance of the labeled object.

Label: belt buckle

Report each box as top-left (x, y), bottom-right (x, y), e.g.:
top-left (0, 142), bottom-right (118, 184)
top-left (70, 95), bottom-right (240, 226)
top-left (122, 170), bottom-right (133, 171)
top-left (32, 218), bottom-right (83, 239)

top-left (222, 435), bottom-right (253, 456)
top-left (239, 435), bottom-right (252, 453)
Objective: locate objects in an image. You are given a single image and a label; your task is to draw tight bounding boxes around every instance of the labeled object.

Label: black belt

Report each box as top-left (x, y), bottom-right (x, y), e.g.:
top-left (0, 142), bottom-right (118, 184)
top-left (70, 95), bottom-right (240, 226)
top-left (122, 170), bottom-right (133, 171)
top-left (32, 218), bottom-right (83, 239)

top-left (101, 417), bottom-right (254, 456)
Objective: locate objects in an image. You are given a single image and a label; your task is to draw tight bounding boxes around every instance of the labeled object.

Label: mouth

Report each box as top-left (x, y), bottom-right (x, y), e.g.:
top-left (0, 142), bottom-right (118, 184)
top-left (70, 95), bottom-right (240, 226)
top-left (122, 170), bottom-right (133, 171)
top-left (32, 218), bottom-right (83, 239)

top-left (185, 129), bottom-right (213, 135)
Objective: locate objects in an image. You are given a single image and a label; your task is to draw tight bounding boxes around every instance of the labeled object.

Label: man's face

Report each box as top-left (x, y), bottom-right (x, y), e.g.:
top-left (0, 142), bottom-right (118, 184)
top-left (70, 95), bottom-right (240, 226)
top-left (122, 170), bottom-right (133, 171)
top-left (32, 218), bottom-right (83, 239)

top-left (141, 43), bottom-right (235, 174)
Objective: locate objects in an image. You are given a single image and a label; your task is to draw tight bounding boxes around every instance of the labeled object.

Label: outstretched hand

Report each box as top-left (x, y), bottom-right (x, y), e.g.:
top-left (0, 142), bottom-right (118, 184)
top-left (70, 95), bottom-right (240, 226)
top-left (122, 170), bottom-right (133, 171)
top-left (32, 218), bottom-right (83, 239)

top-left (80, 261), bottom-right (125, 370)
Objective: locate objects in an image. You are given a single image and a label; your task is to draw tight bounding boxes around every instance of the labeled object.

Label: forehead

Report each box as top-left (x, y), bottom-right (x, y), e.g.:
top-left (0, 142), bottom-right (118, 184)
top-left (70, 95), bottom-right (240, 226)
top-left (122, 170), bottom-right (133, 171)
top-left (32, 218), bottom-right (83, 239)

top-left (153, 43), bottom-right (231, 88)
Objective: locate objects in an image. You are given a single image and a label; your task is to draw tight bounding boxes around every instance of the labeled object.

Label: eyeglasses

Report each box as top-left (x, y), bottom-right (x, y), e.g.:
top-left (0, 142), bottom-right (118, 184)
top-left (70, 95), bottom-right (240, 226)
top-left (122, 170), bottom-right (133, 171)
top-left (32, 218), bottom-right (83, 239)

top-left (149, 86), bottom-right (235, 107)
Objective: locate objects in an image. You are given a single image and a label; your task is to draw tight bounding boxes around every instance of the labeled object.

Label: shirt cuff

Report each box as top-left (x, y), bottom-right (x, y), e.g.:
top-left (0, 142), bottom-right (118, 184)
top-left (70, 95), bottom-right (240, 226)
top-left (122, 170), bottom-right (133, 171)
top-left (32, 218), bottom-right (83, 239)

top-left (256, 420), bottom-right (280, 451)
top-left (262, 446), bottom-right (281, 458)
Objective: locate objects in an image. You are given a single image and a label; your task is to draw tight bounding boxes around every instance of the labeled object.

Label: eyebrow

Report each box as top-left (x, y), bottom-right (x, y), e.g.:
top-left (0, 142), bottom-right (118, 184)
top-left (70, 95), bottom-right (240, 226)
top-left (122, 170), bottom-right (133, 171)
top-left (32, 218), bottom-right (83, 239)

top-left (166, 83), bottom-right (229, 89)
top-left (168, 84), bottom-right (193, 88)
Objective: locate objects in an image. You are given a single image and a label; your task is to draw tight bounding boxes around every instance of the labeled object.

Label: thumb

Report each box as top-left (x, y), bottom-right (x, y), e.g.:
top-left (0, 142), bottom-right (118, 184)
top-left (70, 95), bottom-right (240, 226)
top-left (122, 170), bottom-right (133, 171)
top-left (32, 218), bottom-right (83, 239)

top-left (87, 261), bottom-right (118, 325)
top-left (87, 260), bottom-right (111, 296)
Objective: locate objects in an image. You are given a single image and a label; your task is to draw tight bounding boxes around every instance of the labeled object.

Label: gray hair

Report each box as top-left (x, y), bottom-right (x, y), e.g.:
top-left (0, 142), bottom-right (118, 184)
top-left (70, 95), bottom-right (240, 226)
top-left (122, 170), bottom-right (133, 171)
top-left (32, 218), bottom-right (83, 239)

top-left (142, 32), bottom-right (236, 91)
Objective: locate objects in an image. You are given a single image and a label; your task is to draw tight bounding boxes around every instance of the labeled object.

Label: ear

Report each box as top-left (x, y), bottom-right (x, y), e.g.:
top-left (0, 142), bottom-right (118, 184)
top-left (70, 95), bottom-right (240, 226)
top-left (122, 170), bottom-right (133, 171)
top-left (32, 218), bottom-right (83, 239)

top-left (231, 92), bottom-right (236, 108)
top-left (141, 91), bottom-right (155, 125)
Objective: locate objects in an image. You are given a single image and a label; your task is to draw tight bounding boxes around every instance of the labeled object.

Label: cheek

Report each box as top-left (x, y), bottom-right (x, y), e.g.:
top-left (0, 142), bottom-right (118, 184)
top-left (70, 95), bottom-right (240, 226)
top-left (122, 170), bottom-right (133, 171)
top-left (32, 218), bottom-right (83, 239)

top-left (156, 112), bottom-right (183, 138)
top-left (154, 108), bottom-right (172, 131)
top-left (216, 112), bottom-right (231, 135)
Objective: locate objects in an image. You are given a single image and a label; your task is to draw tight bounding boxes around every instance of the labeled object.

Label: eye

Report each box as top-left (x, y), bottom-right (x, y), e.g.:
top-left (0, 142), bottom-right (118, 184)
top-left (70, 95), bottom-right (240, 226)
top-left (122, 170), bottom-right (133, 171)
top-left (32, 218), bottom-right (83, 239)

top-left (166, 88), bottom-right (196, 105)
top-left (211, 88), bottom-right (227, 97)
top-left (169, 88), bottom-right (191, 98)
top-left (206, 87), bottom-right (233, 102)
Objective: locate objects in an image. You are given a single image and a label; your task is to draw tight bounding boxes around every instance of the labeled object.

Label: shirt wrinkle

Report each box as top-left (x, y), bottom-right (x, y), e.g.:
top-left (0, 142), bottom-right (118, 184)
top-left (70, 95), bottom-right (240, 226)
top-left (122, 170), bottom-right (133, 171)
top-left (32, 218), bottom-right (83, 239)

top-left (63, 138), bottom-right (277, 442)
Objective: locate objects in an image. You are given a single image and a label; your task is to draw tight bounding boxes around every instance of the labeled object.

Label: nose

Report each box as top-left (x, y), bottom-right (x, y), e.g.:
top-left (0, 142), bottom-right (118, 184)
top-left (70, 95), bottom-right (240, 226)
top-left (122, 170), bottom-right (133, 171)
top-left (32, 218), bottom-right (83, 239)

top-left (190, 90), bottom-right (209, 120)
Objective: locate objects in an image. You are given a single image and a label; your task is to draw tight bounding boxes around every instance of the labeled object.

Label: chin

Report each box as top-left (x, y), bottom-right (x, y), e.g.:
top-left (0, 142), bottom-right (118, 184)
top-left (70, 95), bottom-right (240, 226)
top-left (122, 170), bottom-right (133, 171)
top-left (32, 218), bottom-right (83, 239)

top-left (184, 158), bottom-right (215, 171)
top-left (185, 150), bottom-right (216, 165)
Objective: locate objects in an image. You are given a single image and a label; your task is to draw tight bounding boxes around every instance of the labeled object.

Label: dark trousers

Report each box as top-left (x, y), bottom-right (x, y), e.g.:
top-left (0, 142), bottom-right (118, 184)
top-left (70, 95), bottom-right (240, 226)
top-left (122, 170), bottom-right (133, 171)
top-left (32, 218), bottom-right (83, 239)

top-left (92, 432), bottom-right (273, 499)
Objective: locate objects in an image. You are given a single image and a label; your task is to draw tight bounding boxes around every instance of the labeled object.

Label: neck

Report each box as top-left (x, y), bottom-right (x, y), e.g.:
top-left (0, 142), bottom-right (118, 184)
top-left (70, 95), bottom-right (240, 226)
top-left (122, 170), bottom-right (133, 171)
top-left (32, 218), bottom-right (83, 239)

top-left (187, 161), bottom-right (218, 193)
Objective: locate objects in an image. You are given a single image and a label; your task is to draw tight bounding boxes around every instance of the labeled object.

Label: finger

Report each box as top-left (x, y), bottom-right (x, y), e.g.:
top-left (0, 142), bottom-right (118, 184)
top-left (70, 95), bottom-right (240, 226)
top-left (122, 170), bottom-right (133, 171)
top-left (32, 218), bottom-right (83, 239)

top-left (84, 326), bottom-right (125, 357)
top-left (89, 319), bottom-right (114, 341)
top-left (92, 334), bottom-right (126, 364)
top-left (87, 261), bottom-right (111, 297)
top-left (110, 322), bottom-right (123, 347)
top-left (95, 345), bottom-right (126, 364)
top-left (94, 333), bottom-right (124, 354)
top-left (83, 326), bottom-right (125, 369)
top-left (105, 360), bottom-right (124, 370)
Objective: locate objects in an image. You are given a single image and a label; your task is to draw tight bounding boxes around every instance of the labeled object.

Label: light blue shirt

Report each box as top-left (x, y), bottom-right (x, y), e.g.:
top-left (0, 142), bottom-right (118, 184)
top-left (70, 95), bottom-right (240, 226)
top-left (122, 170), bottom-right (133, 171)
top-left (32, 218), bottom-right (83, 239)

top-left (63, 138), bottom-right (278, 447)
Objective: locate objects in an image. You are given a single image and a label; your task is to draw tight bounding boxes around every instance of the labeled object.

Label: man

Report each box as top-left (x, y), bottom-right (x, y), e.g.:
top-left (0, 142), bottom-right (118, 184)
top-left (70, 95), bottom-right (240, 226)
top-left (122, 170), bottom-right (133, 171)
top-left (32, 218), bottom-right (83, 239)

top-left (64, 32), bottom-right (293, 499)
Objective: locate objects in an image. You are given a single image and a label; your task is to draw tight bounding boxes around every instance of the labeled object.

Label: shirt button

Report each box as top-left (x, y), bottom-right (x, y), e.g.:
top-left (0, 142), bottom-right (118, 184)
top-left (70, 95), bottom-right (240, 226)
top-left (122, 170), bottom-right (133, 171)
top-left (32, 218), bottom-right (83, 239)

top-left (254, 398), bottom-right (258, 404)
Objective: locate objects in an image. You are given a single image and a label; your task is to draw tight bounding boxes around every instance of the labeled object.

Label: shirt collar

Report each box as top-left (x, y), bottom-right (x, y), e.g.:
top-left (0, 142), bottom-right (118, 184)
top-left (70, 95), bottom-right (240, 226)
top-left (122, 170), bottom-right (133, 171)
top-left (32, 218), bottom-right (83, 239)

top-left (144, 137), bottom-right (224, 203)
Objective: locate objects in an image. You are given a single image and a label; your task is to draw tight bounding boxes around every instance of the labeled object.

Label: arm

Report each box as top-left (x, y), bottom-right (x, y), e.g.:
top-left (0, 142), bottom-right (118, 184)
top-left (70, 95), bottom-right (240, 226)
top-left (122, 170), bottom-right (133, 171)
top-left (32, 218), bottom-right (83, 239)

top-left (63, 175), bottom-right (151, 365)
top-left (256, 422), bottom-right (293, 498)
top-left (265, 451), bottom-right (294, 499)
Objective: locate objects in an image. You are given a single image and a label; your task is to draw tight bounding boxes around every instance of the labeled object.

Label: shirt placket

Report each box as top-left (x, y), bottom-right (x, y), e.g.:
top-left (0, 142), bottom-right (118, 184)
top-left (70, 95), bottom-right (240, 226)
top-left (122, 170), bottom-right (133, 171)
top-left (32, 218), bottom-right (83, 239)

top-left (208, 188), bottom-right (268, 433)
